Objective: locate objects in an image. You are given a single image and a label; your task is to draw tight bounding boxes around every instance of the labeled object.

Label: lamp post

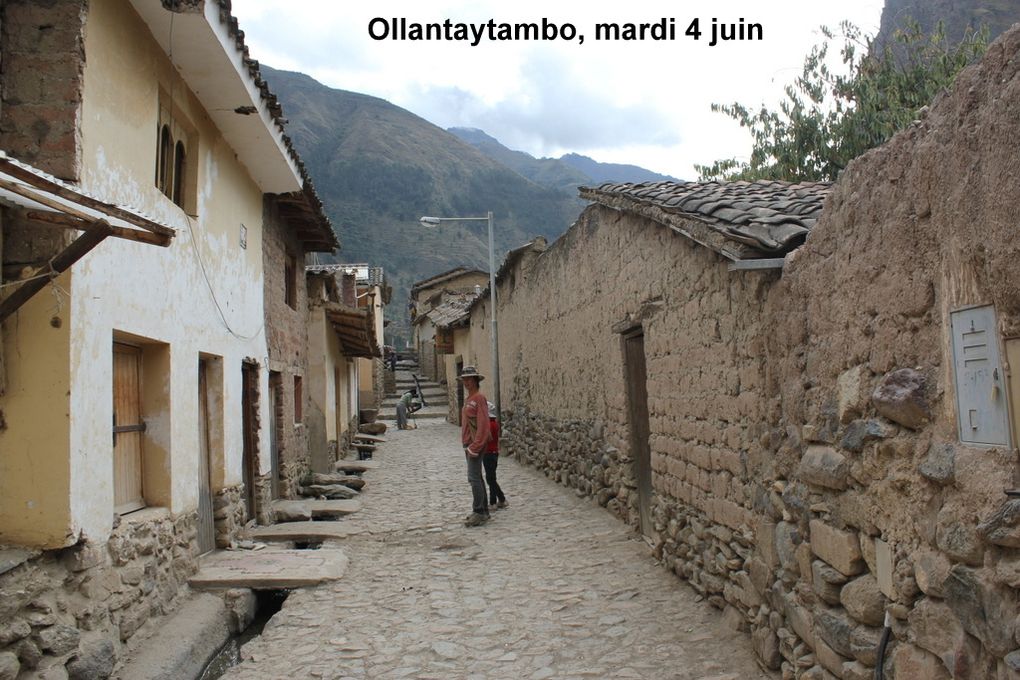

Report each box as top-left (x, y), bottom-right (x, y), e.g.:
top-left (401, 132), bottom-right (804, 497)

top-left (419, 212), bottom-right (500, 423)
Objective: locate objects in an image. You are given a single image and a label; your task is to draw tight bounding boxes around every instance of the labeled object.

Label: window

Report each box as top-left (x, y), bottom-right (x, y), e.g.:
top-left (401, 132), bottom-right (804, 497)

top-left (285, 254), bottom-right (297, 309)
top-left (154, 96), bottom-right (196, 212)
top-left (293, 375), bottom-right (303, 424)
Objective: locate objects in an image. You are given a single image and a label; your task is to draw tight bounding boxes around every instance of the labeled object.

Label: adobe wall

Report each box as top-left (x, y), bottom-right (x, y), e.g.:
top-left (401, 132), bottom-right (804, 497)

top-left (499, 26), bottom-right (1020, 680)
top-left (758, 26), bottom-right (1020, 679)
top-left (498, 201), bottom-right (774, 650)
top-left (263, 198), bottom-right (311, 499)
top-left (0, 0), bottom-right (86, 181)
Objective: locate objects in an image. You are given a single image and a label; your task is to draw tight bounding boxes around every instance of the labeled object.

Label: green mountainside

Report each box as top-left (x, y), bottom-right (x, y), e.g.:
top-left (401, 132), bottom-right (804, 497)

top-left (261, 67), bottom-right (580, 345)
top-left (447, 127), bottom-right (681, 189)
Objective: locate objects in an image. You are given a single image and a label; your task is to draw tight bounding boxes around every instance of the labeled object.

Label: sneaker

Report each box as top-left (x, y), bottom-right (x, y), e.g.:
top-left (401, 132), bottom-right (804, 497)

top-left (496, 500), bottom-right (508, 509)
top-left (464, 513), bottom-right (488, 527)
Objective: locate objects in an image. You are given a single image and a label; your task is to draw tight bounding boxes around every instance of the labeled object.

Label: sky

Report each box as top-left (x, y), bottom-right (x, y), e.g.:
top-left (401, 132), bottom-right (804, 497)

top-left (230, 1), bottom-right (886, 180)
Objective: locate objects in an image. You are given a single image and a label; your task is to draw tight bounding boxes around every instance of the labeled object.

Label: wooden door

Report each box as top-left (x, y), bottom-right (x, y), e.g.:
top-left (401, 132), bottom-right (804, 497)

top-left (113, 343), bottom-right (145, 514)
top-left (197, 360), bottom-right (216, 554)
top-left (623, 331), bottom-right (653, 537)
top-left (334, 366), bottom-right (343, 439)
top-left (241, 362), bottom-right (259, 521)
top-left (268, 373), bottom-right (281, 499)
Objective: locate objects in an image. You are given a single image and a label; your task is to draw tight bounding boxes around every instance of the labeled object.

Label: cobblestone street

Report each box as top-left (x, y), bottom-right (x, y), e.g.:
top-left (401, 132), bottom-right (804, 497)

top-left (225, 419), bottom-right (774, 680)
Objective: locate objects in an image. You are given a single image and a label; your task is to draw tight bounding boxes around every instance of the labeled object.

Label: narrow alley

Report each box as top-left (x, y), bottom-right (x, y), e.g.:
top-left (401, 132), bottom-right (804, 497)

top-left (224, 396), bottom-right (772, 679)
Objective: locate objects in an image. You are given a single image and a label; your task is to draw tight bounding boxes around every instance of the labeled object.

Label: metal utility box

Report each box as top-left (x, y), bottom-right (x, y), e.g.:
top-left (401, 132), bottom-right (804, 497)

top-left (950, 305), bottom-right (1011, 447)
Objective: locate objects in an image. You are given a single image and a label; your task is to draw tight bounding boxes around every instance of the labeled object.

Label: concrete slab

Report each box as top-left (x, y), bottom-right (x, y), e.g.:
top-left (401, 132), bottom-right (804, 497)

top-left (273, 499), bottom-right (361, 520)
top-left (353, 433), bottom-right (387, 443)
top-left (250, 521), bottom-right (363, 542)
top-left (190, 547), bottom-right (348, 590)
top-left (335, 460), bottom-right (380, 473)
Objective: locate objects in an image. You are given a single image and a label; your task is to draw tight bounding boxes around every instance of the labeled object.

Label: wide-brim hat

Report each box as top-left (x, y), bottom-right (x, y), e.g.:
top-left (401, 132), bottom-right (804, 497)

top-left (457, 366), bottom-right (485, 382)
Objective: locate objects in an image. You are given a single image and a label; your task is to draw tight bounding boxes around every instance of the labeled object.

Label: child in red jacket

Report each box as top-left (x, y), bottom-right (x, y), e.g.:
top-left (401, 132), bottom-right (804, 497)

top-left (482, 402), bottom-right (507, 509)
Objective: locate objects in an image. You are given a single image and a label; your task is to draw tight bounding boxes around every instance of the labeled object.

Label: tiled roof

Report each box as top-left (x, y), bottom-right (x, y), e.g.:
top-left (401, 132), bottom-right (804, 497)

top-left (212, 0), bottom-right (337, 252)
top-left (411, 267), bottom-right (487, 295)
top-left (580, 180), bottom-right (831, 260)
top-left (429, 293), bottom-right (480, 329)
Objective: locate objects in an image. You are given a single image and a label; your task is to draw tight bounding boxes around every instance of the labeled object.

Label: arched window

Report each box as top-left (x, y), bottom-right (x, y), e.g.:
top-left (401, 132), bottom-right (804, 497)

top-left (172, 140), bottom-right (186, 207)
top-left (157, 124), bottom-right (172, 197)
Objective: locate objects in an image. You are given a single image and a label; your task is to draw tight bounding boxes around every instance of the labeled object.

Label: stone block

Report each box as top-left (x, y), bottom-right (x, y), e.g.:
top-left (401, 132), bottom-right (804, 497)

top-left (944, 565), bottom-right (1017, 656)
top-left (810, 520), bottom-right (864, 577)
top-left (813, 635), bottom-right (848, 677)
top-left (784, 594), bottom-right (815, 650)
top-left (840, 574), bottom-right (886, 626)
top-left (908, 598), bottom-right (978, 676)
top-left (918, 442), bottom-right (955, 484)
top-left (849, 625), bottom-right (881, 666)
top-left (753, 625), bottom-right (782, 670)
top-left (776, 522), bottom-right (799, 573)
top-left (837, 366), bottom-right (869, 424)
top-left (891, 643), bottom-right (950, 680)
top-left (842, 660), bottom-right (871, 680)
top-left (977, 499), bottom-right (1020, 548)
top-left (871, 368), bottom-right (930, 430)
top-left (0, 652), bottom-right (19, 680)
top-left (997, 554), bottom-right (1020, 589)
top-left (812, 560), bottom-right (845, 605)
top-left (0, 620), bottom-right (31, 646)
top-left (814, 606), bottom-right (856, 658)
top-left (35, 624), bottom-right (79, 655)
top-left (913, 550), bottom-right (951, 598)
top-left (936, 502), bottom-right (985, 566)
top-left (797, 446), bottom-right (849, 490)
top-left (840, 419), bottom-right (895, 453)
top-left (874, 538), bottom-right (895, 599)
top-left (759, 521), bottom-right (780, 569)
top-left (65, 638), bottom-right (115, 680)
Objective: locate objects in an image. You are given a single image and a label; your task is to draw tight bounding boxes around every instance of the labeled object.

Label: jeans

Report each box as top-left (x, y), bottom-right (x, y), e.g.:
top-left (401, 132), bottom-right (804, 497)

top-left (482, 454), bottom-right (505, 504)
top-left (465, 451), bottom-right (488, 515)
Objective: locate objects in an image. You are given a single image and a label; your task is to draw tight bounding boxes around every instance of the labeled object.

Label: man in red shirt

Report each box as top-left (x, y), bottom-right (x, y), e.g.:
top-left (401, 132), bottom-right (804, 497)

top-left (459, 366), bottom-right (491, 527)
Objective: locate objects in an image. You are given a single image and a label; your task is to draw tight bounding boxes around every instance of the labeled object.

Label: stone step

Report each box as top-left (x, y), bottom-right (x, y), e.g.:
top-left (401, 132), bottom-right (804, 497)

top-left (272, 499), bottom-right (361, 522)
top-left (189, 547), bottom-right (347, 590)
top-left (382, 397), bottom-right (449, 408)
top-left (251, 521), bottom-right (363, 543)
top-left (378, 406), bottom-right (449, 421)
top-left (335, 459), bottom-right (380, 473)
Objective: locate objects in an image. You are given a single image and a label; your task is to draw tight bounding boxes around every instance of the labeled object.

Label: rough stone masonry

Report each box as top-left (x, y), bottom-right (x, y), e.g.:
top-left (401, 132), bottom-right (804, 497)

top-left (497, 25), bottom-right (1020, 680)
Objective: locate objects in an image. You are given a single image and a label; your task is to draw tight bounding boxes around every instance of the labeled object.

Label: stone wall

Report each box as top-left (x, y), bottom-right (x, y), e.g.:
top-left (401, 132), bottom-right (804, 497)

top-left (0, 0), bottom-right (87, 181)
top-left (263, 197), bottom-right (311, 500)
top-left (0, 509), bottom-right (199, 679)
top-left (212, 484), bottom-right (247, 549)
top-left (496, 28), bottom-right (1020, 680)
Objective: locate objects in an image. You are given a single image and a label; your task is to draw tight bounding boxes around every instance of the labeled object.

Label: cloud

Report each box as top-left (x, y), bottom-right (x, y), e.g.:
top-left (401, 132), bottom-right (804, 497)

top-left (402, 52), bottom-right (681, 157)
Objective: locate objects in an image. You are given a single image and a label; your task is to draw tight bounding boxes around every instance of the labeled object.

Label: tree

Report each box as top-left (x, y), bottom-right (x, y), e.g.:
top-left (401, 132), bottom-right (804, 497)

top-left (696, 21), bottom-right (988, 182)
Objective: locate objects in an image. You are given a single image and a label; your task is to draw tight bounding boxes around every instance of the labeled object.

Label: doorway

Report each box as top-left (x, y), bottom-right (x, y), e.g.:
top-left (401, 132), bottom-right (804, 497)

top-left (623, 329), bottom-right (653, 537)
top-left (241, 361), bottom-right (260, 522)
top-left (268, 372), bottom-right (282, 499)
top-left (455, 359), bottom-right (464, 423)
top-left (197, 359), bottom-right (216, 554)
top-left (113, 343), bottom-right (145, 514)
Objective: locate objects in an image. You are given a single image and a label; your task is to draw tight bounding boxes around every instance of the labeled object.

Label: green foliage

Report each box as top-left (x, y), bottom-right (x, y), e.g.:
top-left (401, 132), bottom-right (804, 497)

top-left (696, 20), bottom-right (988, 182)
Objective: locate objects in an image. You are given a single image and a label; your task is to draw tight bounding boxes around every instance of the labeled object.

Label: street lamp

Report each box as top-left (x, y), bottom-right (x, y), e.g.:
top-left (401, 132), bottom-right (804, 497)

top-left (419, 211), bottom-right (500, 423)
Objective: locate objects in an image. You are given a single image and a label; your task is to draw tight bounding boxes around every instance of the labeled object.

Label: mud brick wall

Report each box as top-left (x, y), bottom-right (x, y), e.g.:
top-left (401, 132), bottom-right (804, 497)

top-left (757, 27), bottom-right (1020, 679)
top-left (0, 510), bottom-right (199, 678)
top-left (499, 27), bottom-right (1020, 680)
top-left (0, 0), bottom-right (87, 180)
top-left (497, 200), bottom-right (773, 647)
top-left (263, 197), bottom-right (311, 500)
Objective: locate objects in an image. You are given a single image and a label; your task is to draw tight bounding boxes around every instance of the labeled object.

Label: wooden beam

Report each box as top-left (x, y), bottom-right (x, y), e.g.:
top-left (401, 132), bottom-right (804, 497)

top-left (0, 219), bottom-right (114, 323)
top-left (24, 210), bottom-right (172, 247)
top-left (727, 258), bottom-right (786, 271)
top-left (0, 157), bottom-right (175, 238)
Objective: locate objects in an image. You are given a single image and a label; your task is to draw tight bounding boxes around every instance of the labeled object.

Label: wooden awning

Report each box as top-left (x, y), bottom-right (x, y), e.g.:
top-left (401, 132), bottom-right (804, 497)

top-left (0, 153), bottom-right (175, 322)
top-left (325, 303), bottom-right (380, 358)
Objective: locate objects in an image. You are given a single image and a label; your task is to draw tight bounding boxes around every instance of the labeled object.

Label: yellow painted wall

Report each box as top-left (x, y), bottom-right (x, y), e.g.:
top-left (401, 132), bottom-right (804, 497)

top-left (55, 0), bottom-right (274, 544)
top-left (0, 271), bottom-right (73, 547)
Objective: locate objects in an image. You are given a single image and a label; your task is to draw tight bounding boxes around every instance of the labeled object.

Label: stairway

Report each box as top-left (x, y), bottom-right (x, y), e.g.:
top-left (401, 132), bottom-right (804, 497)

top-left (380, 359), bottom-right (450, 421)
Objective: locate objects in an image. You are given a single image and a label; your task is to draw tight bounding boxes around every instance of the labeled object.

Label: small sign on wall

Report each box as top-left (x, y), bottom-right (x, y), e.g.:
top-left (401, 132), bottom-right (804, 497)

top-left (950, 304), bottom-right (1011, 446)
top-left (239, 223), bottom-right (248, 249)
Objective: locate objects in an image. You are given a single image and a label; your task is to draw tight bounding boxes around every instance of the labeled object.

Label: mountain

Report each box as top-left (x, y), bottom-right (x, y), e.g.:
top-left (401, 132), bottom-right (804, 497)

top-left (558, 153), bottom-right (680, 185)
top-left (448, 127), bottom-right (682, 191)
top-left (875, 0), bottom-right (1020, 56)
top-left (260, 67), bottom-right (581, 345)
